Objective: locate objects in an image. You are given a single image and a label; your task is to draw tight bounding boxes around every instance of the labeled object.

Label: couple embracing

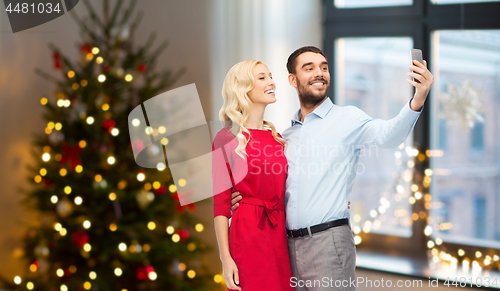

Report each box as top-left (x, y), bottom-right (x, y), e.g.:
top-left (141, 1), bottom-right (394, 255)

top-left (212, 46), bottom-right (433, 290)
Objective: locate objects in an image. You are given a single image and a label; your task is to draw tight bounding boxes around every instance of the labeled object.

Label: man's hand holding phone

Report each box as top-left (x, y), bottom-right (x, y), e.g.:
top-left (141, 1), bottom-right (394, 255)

top-left (407, 49), bottom-right (434, 111)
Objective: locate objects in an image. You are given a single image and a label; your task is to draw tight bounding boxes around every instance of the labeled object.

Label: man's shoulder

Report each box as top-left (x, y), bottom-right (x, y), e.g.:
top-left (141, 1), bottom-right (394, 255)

top-left (335, 104), bottom-right (368, 121)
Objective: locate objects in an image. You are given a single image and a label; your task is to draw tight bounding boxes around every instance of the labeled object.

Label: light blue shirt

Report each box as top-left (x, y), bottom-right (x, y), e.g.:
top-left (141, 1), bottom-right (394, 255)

top-left (282, 97), bottom-right (422, 230)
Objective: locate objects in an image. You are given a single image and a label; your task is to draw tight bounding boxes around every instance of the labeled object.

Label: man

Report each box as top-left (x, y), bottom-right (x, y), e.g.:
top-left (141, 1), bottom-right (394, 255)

top-left (230, 46), bottom-right (433, 290)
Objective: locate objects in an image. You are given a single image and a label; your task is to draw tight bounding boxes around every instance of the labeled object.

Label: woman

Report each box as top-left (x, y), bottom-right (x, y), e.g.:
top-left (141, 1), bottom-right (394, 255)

top-left (212, 60), bottom-right (293, 290)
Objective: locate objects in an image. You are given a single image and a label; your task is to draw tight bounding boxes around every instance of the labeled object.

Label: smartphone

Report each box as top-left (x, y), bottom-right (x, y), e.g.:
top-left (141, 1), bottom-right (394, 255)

top-left (410, 49), bottom-right (423, 83)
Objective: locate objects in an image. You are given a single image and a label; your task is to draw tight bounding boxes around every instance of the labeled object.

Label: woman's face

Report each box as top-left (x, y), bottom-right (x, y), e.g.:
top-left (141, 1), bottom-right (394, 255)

top-left (247, 63), bottom-right (276, 105)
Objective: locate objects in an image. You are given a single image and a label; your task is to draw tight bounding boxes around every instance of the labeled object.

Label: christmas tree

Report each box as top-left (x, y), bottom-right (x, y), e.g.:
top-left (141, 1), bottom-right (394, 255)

top-left (0, 0), bottom-right (218, 290)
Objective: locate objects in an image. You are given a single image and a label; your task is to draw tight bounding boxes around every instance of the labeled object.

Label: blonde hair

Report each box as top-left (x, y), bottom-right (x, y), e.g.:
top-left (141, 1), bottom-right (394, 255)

top-left (219, 60), bottom-right (286, 158)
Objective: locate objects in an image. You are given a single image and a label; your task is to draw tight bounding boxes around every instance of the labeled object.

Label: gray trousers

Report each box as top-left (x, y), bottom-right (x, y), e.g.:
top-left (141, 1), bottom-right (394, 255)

top-left (287, 224), bottom-right (356, 291)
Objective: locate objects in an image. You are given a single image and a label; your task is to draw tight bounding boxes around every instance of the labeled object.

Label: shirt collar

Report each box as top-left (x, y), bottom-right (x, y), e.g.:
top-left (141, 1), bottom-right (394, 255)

top-left (291, 97), bottom-right (334, 126)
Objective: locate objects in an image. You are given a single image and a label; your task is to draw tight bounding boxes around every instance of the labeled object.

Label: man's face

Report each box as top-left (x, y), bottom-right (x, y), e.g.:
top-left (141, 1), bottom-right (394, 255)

top-left (290, 52), bottom-right (330, 107)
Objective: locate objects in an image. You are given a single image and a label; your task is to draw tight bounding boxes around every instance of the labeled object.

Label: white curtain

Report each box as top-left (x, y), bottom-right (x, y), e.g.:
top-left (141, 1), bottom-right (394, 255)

top-left (209, 0), bottom-right (323, 133)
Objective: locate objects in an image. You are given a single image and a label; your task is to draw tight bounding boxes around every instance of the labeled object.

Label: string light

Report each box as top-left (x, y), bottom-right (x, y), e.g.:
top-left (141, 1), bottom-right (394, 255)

top-left (14, 276), bottom-right (21, 284)
top-left (114, 268), bottom-right (122, 276)
top-left (214, 274), bottom-right (223, 283)
top-left (187, 270), bottom-right (196, 278)
top-left (42, 153), bottom-right (50, 162)
top-left (117, 180), bottom-right (127, 189)
top-left (29, 263), bottom-right (37, 272)
top-left (54, 223), bottom-right (62, 231)
top-left (195, 223), bottom-right (204, 232)
top-left (149, 272), bottom-right (157, 280)
top-left (118, 243), bottom-right (127, 251)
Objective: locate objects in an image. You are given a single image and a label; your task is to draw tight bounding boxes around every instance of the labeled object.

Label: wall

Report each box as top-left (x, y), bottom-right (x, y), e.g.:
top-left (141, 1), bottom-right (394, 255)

top-left (0, 0), bottom-right (214, 280)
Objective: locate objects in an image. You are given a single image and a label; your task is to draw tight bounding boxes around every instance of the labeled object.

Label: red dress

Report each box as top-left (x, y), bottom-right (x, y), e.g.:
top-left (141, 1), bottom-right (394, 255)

top-left (213, 128), bottom-right (293, 291)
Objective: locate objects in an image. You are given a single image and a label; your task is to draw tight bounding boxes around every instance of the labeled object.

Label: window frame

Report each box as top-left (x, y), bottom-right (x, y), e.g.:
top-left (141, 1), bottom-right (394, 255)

top-left (324, 0), bottom-right (500, 257)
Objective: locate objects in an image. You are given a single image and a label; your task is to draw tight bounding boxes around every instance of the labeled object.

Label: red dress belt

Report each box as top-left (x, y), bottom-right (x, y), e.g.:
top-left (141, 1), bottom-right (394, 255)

top-left (241, 197), bottom-right (284, 230)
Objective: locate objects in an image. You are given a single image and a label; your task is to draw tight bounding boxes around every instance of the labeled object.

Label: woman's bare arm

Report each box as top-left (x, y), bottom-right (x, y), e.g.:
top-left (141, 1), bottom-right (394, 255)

top-left (214, 216), bottom-right (241, 290)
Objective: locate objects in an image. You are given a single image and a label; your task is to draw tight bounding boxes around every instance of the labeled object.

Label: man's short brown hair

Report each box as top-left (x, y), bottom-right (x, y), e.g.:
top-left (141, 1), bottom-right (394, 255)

top-left (286, 46), bottom-right (328, 74)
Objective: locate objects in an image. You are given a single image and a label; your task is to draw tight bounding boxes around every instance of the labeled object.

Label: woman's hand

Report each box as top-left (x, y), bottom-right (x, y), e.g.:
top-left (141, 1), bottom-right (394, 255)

top-left (222, 256), bottom-right (241, 290)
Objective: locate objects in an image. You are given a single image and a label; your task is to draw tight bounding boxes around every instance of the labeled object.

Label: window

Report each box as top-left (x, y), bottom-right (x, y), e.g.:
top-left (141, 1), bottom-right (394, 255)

top-left (473, 196), bottom-right (486, 239)
top-left (470, 119), bottom-right (484, 152)
top-left (431, 0), bottom-right (499, 4)
top-left (336, 37), bottom-right (414, 237)
top-left (430, 29), bottom-right (500, 248)
top-left (335, 0), bottom-right (413, 8)
top-left (438, 119), bottom-right (447, 150)
top-left (325, 0), bottom-right (500, 272)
